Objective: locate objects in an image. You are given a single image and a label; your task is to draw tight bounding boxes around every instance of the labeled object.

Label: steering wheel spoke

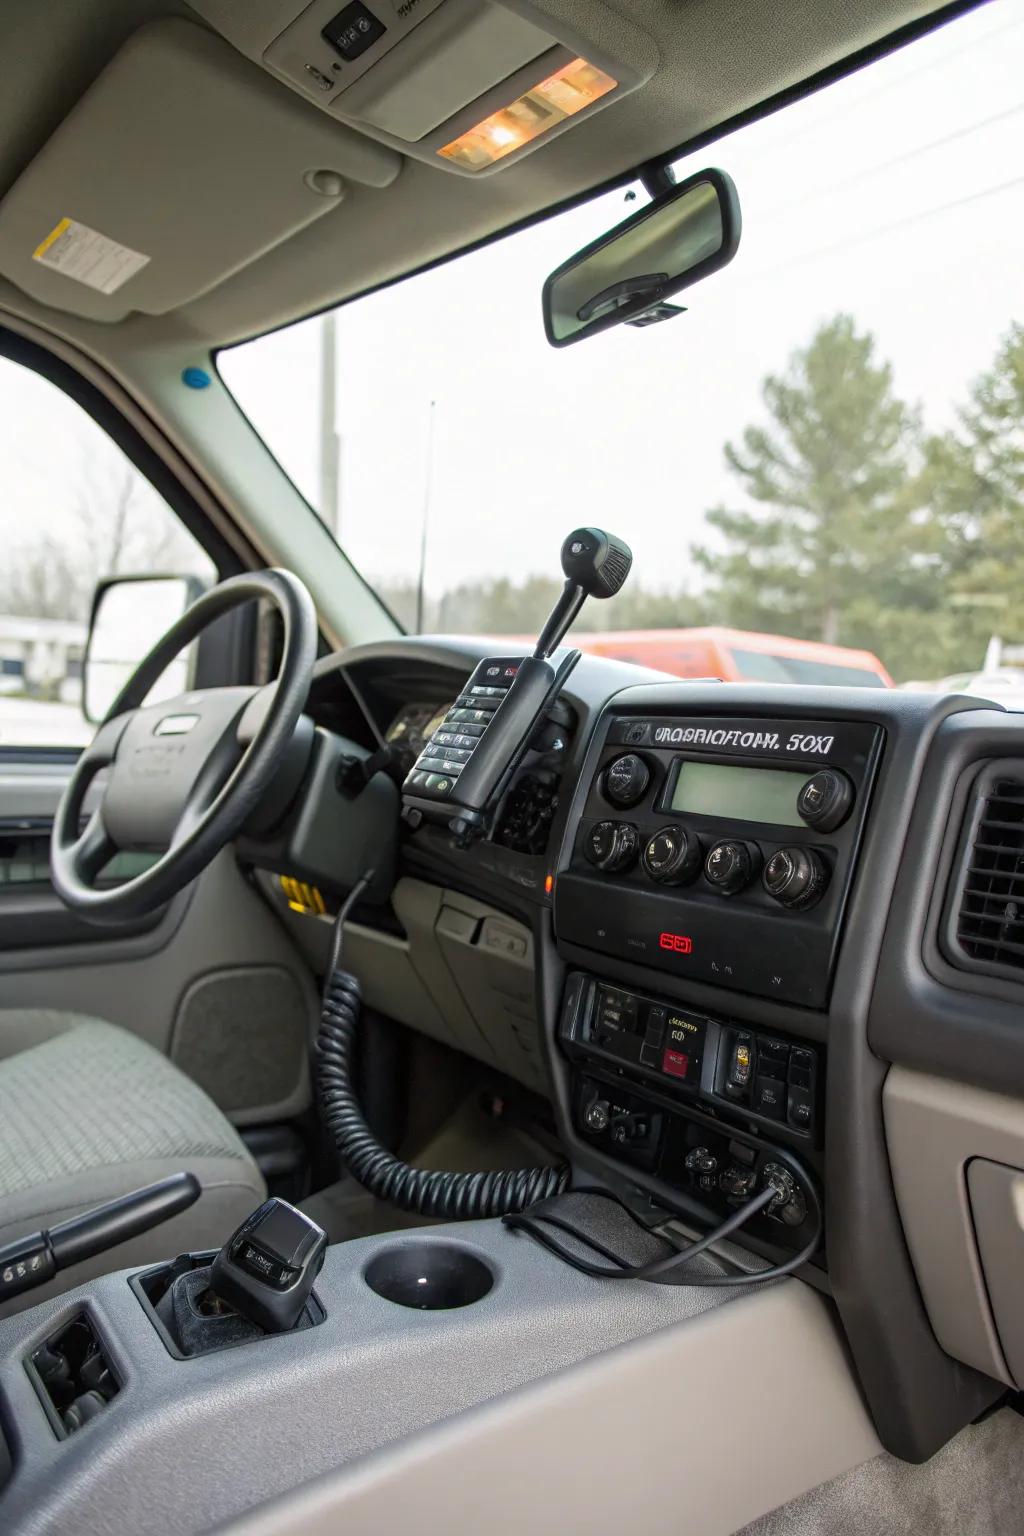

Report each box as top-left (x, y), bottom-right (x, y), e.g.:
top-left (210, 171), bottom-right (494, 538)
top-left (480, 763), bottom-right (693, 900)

top-left (79, 711), bottom-right (133, 773)
top-left (171, 731), bottom-right (246, 847)
top-left (69, 812), bottom-right (119, 885)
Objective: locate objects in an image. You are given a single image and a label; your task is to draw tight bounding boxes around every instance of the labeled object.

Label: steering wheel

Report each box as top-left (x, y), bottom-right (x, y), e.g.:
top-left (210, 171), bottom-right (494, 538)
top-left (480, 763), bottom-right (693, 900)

top-left (51, 568), bottom-right (317, 922)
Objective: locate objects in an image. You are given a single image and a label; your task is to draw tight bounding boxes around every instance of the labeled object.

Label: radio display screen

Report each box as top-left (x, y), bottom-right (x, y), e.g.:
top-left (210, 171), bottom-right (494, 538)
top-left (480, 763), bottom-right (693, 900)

top-left (670, 760), bottom-right (807, 826)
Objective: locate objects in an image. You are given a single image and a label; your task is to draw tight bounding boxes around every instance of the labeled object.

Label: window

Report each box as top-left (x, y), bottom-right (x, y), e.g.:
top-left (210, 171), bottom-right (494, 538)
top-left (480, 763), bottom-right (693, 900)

top-left (0, 353), bottom-right (215, 747)
top-left (220, 3), bottom-right (1024, 697)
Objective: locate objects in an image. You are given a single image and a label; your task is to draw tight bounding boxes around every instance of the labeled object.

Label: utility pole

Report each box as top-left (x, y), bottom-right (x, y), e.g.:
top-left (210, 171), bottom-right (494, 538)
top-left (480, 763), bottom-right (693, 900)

top-left (415, 399), bottom-right (436, 634)
top-left (318, 312), bottom-right (341, 539)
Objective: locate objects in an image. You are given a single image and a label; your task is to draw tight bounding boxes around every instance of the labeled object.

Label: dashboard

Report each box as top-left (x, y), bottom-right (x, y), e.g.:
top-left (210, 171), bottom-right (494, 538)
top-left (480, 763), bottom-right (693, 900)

top-left (248, 634), bottom-right (1024, 1465)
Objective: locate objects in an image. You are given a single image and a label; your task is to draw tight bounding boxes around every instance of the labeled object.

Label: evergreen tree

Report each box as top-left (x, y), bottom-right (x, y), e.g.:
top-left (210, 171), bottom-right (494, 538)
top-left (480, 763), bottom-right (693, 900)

top-left (921, 321), bottom-right (1024, 659)
top-left (692, 314), bottom-right (952, 677)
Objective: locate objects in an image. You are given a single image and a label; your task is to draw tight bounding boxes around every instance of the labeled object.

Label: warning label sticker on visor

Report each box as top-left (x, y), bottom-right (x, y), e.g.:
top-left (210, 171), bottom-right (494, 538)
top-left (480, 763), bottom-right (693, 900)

top-left (32, 218), bottom-right (150, 295)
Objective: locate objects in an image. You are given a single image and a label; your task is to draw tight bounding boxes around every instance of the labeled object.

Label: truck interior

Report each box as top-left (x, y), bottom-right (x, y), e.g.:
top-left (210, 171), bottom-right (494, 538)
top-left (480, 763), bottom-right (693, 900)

top-left (1, 0), bottom-right (1023, 1532)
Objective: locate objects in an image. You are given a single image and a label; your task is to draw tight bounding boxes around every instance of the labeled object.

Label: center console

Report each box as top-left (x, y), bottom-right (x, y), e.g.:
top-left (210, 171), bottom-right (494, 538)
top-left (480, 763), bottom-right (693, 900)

top-left (552, 705), bottom-right (884, 1268)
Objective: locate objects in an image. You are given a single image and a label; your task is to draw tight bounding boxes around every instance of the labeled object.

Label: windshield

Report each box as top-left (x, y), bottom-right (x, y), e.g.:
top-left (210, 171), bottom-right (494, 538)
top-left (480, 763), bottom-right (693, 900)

top-left (220, 2), bottom-right (1024, 694)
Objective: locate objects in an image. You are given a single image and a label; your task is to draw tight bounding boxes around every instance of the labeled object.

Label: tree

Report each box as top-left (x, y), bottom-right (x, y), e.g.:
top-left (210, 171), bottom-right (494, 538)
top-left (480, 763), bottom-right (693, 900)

top-left (920, 321), bottom-right (1024, 659)
top-left (0, 426), bottom-right (208, 623)
top-left (691, 314), bottom-right (952, 677)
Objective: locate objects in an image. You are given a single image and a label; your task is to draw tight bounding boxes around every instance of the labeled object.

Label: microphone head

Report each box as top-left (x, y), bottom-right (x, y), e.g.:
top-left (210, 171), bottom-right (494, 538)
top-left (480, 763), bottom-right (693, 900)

top-left (560, 527), bottom-right (633, 598)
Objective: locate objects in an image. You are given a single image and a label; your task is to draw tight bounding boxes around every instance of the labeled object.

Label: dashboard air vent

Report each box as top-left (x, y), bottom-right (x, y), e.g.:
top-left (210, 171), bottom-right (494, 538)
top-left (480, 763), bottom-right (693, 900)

top-left (950, 766), bottom-right (1024, 978)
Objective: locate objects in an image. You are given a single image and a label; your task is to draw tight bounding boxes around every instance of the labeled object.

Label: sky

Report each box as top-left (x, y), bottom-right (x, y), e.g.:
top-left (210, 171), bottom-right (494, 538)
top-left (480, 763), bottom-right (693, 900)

top-left (218, 0), bottom-right (1024, 608)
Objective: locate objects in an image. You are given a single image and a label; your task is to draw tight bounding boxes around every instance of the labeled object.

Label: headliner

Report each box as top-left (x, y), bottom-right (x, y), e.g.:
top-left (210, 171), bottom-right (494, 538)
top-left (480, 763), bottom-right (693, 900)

top-left (0, 0), bottom-right (973, 349)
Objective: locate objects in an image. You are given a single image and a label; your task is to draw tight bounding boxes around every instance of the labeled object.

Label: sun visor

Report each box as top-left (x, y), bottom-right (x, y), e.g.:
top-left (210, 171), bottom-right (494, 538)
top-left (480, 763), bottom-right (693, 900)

top-left (0, 18), bottom-right (401, 322)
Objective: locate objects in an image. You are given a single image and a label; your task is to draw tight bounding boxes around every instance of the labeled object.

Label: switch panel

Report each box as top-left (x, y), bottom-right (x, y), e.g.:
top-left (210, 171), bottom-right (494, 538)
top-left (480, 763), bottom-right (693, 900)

top-left (560, 973), bottom-right (822, 1144)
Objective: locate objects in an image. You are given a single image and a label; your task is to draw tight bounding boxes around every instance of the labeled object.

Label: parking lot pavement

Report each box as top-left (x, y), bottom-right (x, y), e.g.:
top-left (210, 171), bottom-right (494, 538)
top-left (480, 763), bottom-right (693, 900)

top-left (0, 697), bottom-right (93, 748)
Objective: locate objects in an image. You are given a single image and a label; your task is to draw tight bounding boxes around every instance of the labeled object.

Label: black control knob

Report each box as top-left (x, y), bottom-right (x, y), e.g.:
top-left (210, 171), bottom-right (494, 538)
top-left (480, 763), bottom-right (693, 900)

top-left (602, 753), bottom-right (650, 808)
top-left (641, 825), bottom-right (702, 885)
top-left (583, 1098), bottom-right (611, 1134)
top-left (584, 820), bottom-right (639, 873)
top-left (797, 769), bottom-right (853, 832)
top-left (704, 839), bottom-right (760, 895)
top-left (720, 1165), bottom-right (759, 1199)
top-left (684, 1146), bottom-right (718, 1175)
top-left (763, 846), bottom-right (829, 909)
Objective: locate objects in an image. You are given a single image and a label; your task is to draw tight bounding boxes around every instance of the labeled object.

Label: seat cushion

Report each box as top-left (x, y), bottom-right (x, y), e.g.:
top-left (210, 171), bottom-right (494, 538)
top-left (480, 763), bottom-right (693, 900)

top-left (0, 1011), bottom-right (266, 1316)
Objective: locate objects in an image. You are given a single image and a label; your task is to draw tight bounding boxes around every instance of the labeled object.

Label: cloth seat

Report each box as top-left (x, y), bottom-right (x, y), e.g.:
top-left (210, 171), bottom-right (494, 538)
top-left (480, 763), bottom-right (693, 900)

top-left (0, 1009), bottom-right (265, 1316)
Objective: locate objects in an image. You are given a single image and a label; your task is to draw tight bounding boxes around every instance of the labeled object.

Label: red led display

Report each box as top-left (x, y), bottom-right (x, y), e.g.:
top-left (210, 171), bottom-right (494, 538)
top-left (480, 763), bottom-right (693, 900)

top-left (659, 932), bottom-right (693, 954)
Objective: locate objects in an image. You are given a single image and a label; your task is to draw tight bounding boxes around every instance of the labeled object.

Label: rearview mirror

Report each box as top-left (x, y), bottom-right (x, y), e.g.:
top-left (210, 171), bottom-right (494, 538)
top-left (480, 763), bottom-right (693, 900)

top-left (543, 167), bottom-right (740, 347)
top-left (83, 574), bottom-right (204, 723)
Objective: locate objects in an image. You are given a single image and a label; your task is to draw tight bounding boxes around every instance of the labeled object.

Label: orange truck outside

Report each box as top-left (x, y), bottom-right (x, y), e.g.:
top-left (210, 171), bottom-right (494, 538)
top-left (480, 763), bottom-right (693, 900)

top-left (572, 626), bottom-right (893, 688)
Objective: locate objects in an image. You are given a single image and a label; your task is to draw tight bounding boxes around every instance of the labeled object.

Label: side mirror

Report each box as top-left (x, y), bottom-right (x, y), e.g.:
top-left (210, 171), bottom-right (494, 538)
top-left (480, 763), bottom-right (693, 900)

top-left (543, 167), bottom-right (741, 347)
top-left (82, 575), bottom-right (205, 723)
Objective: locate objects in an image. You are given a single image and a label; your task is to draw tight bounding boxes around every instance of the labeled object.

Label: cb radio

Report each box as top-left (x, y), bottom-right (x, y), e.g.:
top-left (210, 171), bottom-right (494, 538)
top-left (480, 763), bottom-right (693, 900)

top-left (401, 527), bottom-right (632, 838)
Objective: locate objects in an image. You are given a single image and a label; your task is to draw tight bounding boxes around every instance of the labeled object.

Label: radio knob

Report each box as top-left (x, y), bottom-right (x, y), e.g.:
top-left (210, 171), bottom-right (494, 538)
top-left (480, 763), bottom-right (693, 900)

top-left (642, 825), bottom-right (701, 885)
top-left (763, 846), bottom-right (829, 909)
top-left (797, 769), bottom-right (853, 832)
top-left (602, 753), bottom-right (650, 808)
top-left (704, 839), bottom-right (760, 895)
top-left (584, 820), bottom-right (639, 873)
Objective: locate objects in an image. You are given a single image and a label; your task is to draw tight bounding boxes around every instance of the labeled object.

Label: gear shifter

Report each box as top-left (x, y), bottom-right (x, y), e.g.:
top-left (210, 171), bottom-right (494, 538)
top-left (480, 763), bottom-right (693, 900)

top-left (210, 1198), bottom-right (327, 1334)
top-left (402, 526), bottom-right (632, 837)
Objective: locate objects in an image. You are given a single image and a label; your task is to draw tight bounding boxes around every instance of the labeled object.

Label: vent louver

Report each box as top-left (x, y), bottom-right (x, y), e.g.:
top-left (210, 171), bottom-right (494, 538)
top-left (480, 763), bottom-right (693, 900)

top-left (952, 769), bottom-right (1024, 977)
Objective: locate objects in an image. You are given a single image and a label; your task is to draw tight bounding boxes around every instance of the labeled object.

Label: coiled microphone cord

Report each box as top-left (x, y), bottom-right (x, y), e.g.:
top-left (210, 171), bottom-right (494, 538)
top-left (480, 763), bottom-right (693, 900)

top-left (315, 875), bottom-right (570, 1219)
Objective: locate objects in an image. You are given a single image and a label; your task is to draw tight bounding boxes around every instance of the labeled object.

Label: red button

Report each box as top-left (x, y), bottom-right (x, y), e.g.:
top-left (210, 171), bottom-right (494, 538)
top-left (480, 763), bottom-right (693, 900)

top-left (662, 1048), bottom-right (690, 1079)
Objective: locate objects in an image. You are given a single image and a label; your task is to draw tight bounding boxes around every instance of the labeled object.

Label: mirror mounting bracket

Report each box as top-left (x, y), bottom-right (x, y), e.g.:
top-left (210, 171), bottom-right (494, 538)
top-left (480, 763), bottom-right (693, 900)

top-left (639, 161), bottom-right (677, 200)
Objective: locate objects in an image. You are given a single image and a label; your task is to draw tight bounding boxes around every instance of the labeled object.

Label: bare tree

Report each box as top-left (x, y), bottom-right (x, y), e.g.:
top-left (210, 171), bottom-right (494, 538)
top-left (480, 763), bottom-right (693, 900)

top-left (1, 423), bottom-right (211, 622)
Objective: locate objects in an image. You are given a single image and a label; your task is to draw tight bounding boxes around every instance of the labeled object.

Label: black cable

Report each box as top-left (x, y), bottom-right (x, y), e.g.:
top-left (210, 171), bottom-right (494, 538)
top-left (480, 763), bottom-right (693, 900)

top-left (319, 878), bottom-right (819, 1264)
top-left (315, 878), bottom-right (570, 1219)
top-left (503, 1176), bottom-right (823, 1287)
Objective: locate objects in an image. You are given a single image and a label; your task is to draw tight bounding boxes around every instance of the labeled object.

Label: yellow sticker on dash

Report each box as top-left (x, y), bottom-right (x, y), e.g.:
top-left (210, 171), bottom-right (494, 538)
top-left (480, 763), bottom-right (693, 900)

top-left (32, 217), bottom-right (149, 295)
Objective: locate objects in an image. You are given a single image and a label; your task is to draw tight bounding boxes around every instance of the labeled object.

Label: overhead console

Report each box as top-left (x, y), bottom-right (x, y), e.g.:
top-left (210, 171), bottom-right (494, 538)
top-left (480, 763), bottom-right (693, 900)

top-left (189, 0), bottom-right (658, 176)
top-left (556, 711), bottom-right (881, 1008)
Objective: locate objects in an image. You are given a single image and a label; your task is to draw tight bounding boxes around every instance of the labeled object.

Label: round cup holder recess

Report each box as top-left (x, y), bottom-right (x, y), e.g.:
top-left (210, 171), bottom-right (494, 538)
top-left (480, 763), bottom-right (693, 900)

top-left (363, 1242), bottom-right (494, 1311)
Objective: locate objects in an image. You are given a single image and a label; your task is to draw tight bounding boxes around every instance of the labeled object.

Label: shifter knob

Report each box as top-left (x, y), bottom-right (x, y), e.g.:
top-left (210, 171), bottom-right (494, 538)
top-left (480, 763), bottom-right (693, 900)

top-left (210, 1198), bottom-right (327, 1333)
top-left (560, 527), bottom-right (633, 597)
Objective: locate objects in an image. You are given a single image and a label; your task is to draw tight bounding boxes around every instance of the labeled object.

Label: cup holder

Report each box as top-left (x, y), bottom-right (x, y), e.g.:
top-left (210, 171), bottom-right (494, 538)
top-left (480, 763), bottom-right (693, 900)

top-left (364, 1242), bottom-right (494, 1311)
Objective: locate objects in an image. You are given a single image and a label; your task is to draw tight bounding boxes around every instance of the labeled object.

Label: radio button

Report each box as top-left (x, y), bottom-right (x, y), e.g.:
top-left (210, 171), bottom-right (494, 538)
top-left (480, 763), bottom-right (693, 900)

top-left (584, 820), bottom-right (639, 873)
top-left (763, 846), bottom-right (829, 909)
top-left (602, 753), bottom-right (650, 808)
top-left (704, 839), bottom-right (760, 895)
top-left (641, 825), bottom-right (701, 885)
top-left (752, 1074), bottom-right (786, 1121)
top-left (797, 769), bottom-right (853, 832)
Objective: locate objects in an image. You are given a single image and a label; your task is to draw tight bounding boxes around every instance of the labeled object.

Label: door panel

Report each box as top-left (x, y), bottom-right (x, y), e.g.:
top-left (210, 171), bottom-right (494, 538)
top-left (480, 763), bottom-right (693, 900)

top-left (0, 759), bottom-right (168, 947)
top-left (0, 340), bottom-right (315, 1126)
top-left (0, 841), bottom-right (318, 1126)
